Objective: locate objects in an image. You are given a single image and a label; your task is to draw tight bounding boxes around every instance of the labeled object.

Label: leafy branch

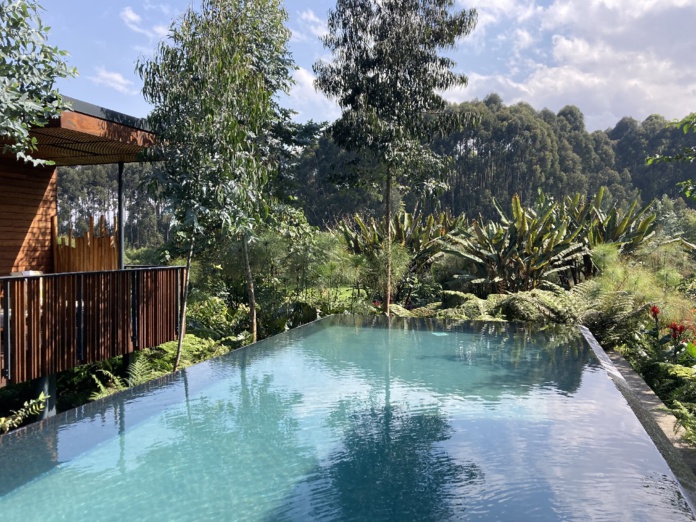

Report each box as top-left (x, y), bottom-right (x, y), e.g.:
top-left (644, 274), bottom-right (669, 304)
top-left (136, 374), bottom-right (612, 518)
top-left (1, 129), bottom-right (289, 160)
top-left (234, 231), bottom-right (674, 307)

top-left (0, 392), bottom-right (47, 434)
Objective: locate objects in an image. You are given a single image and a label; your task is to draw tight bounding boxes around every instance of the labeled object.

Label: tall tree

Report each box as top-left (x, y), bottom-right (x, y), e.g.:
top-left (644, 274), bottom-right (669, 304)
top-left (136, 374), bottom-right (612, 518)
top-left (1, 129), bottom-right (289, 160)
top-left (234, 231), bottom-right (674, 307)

top-left (314, 0), bottom-right (477, 315)
top-left (138, 0), bottom-right (292, 367)
top-left (647, 113), bottom-right (696, 199)
top-left (0, 0), bottom-right (76, 164)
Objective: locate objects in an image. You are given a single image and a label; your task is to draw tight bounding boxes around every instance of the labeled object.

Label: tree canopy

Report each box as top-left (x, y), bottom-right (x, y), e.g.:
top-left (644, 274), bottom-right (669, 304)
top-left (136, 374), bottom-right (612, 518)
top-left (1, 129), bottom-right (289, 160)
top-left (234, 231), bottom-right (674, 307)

top-left (138, 0), bottom-right (293, 359)
top-left (0, 0), bottom-right (76, 164)
top-left (647, 114), bottom-right (696, 199)
top-left (314, 0), bottom-right (477, 314)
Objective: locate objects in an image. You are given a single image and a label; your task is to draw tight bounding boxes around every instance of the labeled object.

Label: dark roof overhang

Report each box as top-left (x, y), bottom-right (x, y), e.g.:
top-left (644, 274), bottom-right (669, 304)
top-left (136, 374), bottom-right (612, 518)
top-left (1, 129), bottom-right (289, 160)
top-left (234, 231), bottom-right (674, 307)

top-left (2, 96), bottom-right (155, 167)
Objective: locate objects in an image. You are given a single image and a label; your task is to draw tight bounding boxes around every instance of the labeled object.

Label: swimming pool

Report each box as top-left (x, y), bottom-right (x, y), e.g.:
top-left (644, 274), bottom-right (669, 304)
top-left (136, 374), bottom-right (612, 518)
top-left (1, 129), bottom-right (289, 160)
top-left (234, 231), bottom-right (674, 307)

top-left (0, 316), bottom-right (694, 521)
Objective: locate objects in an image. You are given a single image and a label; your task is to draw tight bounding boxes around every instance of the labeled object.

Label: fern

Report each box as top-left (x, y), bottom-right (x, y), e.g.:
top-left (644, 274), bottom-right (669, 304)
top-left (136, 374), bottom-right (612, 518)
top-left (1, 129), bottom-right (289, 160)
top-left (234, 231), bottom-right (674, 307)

top-left (490, 288), bottom-right (577, 324)
top-left (126, 354), bottom-right (155, 387)
top-left (0, 393), bottom-right (48, 434)
top-left (90, 369), bottom-right (126, 401)
top-left (671, 401), bottom-right (696, 445)
top-left (572, 281), bottom-right (647, 347)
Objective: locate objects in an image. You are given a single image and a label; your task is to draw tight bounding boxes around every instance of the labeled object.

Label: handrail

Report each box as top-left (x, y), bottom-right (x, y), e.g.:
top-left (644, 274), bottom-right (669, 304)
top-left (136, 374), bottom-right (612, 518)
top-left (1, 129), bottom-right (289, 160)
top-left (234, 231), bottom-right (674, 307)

top-left (0, 267), bottom-right (186, 387)
top-left (0, 265), bottom-right (185, 282)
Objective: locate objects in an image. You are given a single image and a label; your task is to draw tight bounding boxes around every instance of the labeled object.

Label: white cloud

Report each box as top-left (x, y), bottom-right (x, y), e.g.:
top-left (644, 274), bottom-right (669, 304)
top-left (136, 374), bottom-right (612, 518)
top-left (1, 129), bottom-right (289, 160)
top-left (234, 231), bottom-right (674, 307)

top-left (88, 67), bottom-right (138, 95)
top-left (513, 28), bottom-right (534, 53)
top-left (292, 9), bottom-right (328, 43)
top-left (458, 0), bottom-right (542, 39)
top-left (120, 6), bottom-right (168, 42)
top-left (143, 1), bottom-right (174, 15)
top-left (287, 67), bottom-right (340, 123)
top-left (120, 7), bottom-right (143, 32)
top-left (300, 9), bottom-right (329, 38)
top-left (447, 0), bottom-right (696, 130)
top-left (153, 25), bottom-right (169, 39)
top-left (542, 0), bottom-right (695, 31)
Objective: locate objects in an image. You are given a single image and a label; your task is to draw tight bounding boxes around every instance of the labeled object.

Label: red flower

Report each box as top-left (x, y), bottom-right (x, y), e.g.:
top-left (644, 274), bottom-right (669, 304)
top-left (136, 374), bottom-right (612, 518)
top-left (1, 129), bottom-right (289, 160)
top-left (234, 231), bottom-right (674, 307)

top-left (650, 306), bottom-right (660, 319)
top-left (669, 322), bottom-right (687, 339)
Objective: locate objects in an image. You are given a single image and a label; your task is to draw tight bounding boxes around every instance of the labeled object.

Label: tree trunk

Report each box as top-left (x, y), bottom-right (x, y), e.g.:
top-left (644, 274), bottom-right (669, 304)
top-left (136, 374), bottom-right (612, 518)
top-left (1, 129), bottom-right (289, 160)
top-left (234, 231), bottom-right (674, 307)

top-left (173, 236), bottom-right (195, 372)
top-left (384, 164), bottom-right (392, 317)
top-left (242, 233), bottom-right (258, 342)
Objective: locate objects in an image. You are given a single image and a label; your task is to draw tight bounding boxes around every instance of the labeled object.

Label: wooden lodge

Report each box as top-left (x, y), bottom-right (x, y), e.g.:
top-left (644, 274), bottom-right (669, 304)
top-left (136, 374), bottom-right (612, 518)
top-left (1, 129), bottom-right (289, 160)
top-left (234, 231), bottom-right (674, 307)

top-left (0, 98), bottom-right (185, 400)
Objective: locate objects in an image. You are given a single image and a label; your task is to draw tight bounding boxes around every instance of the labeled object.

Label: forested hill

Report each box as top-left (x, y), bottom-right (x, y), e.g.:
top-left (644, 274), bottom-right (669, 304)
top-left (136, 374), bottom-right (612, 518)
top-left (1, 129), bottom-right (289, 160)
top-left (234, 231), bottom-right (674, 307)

top-left (288, 94), bottom-right (696, 225)
top-left (57, 93), bottom-right (696, 244)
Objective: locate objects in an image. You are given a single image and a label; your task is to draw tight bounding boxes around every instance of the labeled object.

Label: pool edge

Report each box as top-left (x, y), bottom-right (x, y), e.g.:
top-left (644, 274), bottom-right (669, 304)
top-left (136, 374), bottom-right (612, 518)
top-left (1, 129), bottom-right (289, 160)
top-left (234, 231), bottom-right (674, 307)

top-left (580, 326), bottom-right (696, 514)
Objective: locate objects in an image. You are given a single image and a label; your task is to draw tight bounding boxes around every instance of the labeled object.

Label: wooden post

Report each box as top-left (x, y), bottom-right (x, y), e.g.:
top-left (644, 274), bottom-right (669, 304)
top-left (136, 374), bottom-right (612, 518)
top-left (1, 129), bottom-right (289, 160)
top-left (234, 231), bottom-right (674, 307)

top-left (118, 161), bottom-right (125, 270)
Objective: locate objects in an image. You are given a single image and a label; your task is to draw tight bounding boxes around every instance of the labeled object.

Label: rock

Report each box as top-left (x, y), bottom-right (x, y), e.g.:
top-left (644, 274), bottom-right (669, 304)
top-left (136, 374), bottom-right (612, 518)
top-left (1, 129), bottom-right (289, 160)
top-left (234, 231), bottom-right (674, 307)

top-left (290, 302), bottom-right (319, 327)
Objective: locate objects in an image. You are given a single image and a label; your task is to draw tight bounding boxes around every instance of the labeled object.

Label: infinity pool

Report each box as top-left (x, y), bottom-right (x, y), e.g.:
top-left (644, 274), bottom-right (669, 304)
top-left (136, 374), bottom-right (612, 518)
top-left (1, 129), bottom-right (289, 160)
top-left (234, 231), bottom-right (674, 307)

top-left (0, 317), bottom-right (694, 521)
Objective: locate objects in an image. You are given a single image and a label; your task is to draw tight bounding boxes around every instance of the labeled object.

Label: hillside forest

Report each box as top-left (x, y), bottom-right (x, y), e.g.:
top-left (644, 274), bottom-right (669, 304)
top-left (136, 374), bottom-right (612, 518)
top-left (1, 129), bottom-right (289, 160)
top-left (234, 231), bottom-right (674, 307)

top-left (58, 96), bottom-right (695, 239)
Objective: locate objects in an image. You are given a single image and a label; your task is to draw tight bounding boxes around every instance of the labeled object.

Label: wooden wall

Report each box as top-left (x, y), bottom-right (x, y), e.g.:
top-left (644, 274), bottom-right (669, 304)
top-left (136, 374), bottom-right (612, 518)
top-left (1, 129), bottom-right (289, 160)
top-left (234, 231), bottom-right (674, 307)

top-left (0, 159), bottom-right (56, 275)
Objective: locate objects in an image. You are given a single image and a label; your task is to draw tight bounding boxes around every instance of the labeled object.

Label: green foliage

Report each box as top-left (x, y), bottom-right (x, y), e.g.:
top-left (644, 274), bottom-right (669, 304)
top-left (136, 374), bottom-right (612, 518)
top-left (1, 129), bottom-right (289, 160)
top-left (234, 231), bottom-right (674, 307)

top-left (187, 296), bottom-right (241, 340)
top-left (125, 246), bottom-right (167, 266)
top-left (647, 113), bottom-right (696, 167)
top-left (443, 193), bottom-right (589, 293)
top-left (58, 163), bottom-right (171, 248)
top-left (138, 0), bottom-right (294, 355)
top-left (284, 97), bottom-right (695, 225)
top-left (493, 287), bottom-right (578, 324)
top-left (340, 208), bottom-right (464, 302)
top-left (671, 400), bottom-right (696, 445)
top-left (150, 334), bottom-right (234, 371)
top-left (90, 369), bottom-right (126, 401)
top-left (0, 0), bottom-right (77, 164)
top-left (315, 0), bottom-right (477, 314)
top-left (0, 392), bottom-right (47, 433)
top-left (138, 0), bottom-right (293, 241)
top-left (572, 281), bottom-right (648, 347)
top-left (315, 0), bottom-right (478, 163)
top-left (441, 190), bottom-right (658, 295)
top-left (585, 191), bottom-right (657, 254)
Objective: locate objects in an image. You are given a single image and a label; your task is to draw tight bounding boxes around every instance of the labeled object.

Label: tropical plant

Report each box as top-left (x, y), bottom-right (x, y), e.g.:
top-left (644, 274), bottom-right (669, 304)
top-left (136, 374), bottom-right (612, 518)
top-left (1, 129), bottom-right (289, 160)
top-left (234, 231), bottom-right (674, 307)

top-left (443, 194), bottom-right (589, 294)
top-left (586, 196), bottom-right (657, 255)
top-left (340, 209), bottom-right (465, 301)
top-left (0, 392), bottom-right (47, 433)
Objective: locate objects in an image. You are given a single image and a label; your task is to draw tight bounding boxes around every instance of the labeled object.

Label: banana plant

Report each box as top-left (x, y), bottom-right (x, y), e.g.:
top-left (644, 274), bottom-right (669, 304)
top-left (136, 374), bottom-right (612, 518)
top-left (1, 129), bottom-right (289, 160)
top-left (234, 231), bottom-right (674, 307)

top-left (443, 194), bottom-right (589, 293)
top-left (589, 199), bottom-right (657, 254)
top-left (339, 208), bottom-right (467, 297)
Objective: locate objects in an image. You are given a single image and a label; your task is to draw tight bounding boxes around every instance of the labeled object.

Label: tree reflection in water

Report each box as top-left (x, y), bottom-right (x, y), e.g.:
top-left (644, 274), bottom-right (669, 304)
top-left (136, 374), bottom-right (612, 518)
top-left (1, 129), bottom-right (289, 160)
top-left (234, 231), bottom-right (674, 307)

top-left (277, 404), bottom-right (484, 521)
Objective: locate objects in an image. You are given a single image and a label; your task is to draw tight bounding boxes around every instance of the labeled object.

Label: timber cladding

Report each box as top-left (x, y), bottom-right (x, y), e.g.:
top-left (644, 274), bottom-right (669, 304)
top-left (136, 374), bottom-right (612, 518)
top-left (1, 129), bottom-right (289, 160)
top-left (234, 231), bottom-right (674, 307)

top-left (0, 160), bottom-right (56, 275)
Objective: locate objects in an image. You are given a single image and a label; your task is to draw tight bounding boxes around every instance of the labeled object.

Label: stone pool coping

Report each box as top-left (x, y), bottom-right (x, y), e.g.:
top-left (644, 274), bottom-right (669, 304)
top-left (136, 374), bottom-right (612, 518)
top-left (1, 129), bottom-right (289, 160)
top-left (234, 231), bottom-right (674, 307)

top-left (581, 326), bottom-right (696, 512)
top-left (604, 350), bottom-right (696, 473)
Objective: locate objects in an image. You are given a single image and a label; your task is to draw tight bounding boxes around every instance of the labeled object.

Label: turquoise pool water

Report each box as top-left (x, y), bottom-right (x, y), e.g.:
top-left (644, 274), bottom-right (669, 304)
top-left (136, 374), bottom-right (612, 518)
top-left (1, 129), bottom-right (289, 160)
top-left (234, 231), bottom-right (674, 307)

top-left (0, 317), bottom-right (694, 521)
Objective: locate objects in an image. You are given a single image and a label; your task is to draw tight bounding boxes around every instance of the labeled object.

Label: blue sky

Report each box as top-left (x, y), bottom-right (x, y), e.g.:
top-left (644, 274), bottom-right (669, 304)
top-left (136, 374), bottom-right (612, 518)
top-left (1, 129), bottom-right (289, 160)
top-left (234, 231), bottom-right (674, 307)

top-left (41, 0), bottom-right (696, 131)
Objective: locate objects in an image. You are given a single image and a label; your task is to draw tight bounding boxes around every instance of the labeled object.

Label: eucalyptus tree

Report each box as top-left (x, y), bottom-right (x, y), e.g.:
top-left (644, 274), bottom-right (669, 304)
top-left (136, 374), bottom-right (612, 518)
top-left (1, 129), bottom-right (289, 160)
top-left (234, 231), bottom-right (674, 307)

top-left (314, 0), bottom-right (477, 315)
top-left (1, 0), bottom-right (76, 164)
top-left (138, 0), bottom-right (292, 366)
top-left (648, 113), bottom-right (696, 199)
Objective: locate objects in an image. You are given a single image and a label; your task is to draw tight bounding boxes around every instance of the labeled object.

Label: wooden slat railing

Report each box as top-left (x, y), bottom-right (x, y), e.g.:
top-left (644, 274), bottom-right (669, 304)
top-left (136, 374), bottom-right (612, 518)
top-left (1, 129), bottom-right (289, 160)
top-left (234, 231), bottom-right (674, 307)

top-left (0, 267), bottom-right (185, 387)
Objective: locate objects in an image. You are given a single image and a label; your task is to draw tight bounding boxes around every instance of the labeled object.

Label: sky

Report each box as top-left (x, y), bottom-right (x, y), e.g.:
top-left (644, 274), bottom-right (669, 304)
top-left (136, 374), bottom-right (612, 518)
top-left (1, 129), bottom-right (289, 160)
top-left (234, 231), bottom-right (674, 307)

top-left (40, 0), bottom-right (696, 132)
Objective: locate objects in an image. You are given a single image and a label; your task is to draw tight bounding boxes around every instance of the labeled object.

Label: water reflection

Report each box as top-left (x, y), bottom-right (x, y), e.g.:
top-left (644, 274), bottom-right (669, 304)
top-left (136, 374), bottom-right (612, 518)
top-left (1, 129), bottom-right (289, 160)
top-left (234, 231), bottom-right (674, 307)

top-left (0, 317), bottom-right (694, 521)
top-left (274, 405), bottom-right (483, 521)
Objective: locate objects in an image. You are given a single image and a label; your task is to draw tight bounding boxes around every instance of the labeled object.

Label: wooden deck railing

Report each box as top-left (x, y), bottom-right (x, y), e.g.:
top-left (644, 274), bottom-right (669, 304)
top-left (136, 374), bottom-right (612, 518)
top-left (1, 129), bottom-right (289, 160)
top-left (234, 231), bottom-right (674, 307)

top-left (0, 267), bottom-right (185, 387)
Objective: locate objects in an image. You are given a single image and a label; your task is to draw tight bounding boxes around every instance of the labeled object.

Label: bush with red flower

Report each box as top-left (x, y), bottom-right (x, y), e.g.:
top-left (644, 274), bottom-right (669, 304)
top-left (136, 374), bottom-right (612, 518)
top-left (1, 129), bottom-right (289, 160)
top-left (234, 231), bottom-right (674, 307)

top-left (647, 305), bottom-right (696, 363)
